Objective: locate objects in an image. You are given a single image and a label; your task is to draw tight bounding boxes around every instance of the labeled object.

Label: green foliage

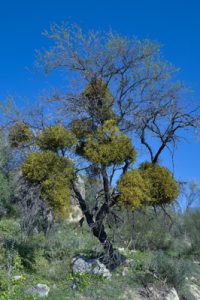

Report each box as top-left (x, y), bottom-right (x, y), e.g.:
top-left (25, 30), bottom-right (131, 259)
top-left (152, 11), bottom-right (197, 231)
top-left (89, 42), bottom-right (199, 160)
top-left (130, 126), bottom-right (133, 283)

top-left (82, 79), bottom-right (116, 122)
top-left (0, 133), bottom-right (10, 168)
top-left (0, 172), bottom-right (11, 209)
top-left (42, 177), bottom-right (71, 218)
top-left (0, 218), bottom-right (21, 239)
top-left (0, 270), bottom-right (9, 292)
top-left (0, 274), bottom-right (38, 300)
top-left (118, 170), bottom-right (150, 209)
top-left (0, 133), bottom-right (16, 216)
top-left (70, 119), bottom-right (95, 139)
top-left (0, 215), bottom-right (199, 300)
top-left (84, 120), bottom-right (136, 165)
top-left (66, 272), bottom-right (104, 291)
top-left (150, 251), bottom-right (193, 288)
top-left (133, 209), bottom-right (174, 251)
top-left (184, 209), bottom-right (200, 254)
top-left (22, 151), bottom-right (74, 182)
top-left (37, 125), bottom-right (77, 153)
top-left (22, 151), bottom-right (74, 218)
top-left (8, 122), bottom-right (33, 148)
top-left (139, 162), bottom-right (179, 205)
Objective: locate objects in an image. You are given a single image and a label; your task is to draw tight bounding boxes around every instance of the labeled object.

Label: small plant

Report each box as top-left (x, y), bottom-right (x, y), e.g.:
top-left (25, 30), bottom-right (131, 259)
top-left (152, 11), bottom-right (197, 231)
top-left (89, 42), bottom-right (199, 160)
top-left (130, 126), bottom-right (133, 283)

top-left (66, 272), bottom-right (104, 291)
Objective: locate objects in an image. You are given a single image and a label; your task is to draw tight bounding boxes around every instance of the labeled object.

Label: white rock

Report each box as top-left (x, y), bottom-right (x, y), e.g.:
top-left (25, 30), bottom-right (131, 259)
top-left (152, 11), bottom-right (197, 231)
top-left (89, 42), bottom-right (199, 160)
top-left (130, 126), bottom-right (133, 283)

top-left (124, 258), bottom-right (135, 267)
top-left (122, 267), bottom-right (129, 276)
top-left (166, 288), bottom-right (179, 300)
top-left (72, 256), bottom-right (111, 279)
top-left (118, 247), bottom-right (125, 252)
top-left (27, 284), bottom-right (50, 298)
top-left (13, 275), bottom-right (22, 281)
top-left (189, 283), bottom-right (200, 299)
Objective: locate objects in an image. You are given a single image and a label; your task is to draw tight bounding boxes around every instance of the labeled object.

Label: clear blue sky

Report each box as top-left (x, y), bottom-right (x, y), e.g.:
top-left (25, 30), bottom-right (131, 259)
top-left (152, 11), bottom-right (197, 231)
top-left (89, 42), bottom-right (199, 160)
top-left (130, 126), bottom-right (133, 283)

top-left (0, 0), bottom-right (200, 183)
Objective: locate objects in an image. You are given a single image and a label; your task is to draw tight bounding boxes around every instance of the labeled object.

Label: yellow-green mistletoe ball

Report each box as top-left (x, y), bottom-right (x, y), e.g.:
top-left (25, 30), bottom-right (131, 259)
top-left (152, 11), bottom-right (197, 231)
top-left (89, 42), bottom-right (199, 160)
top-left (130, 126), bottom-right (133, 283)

top-left (84, 120), bottom-right (136, 165)
top-left (118, 169), bottom-right (151, 209)
top-left (37, 125), bottom-right (77, 153)
top-left (9, 122), bottom-right (33, 148)
top-left (139, 162), bottom-right (179, 205)
top-left (22, 151), bottom-right (74, 218)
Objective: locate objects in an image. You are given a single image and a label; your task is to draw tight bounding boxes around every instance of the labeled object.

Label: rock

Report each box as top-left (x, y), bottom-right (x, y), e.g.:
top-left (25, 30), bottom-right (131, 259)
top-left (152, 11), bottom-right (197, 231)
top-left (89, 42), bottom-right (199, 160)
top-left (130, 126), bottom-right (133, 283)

top-left (122, 288), bottom-right (144, 300)
top-left (124, 258), bottom-right (135, 268)
top-left (68, 175), bottom-right (84, 222)
top-left (27, 284), bottom-right (50, 298)
top-left (76, 175), bottom-right (85, 199)
top-left (72, 175), bottom-right (85, 202)
top-left (72, 256), bottom-right (111, 279)
top-left (122, 267), bottom-right (129, 276)
top-left (71, 282), bottom-right (77, 290)
top-left (121, 283), bottom-right (181, 300)
top-left (118, 247), bottom-right (125, 252)
top-left (68, 205), bottom-right (83, 223)
top-left (166, 288), bottom-right (179, 300)
top-left (188, 283), bottom-right (200, 299)
top-left (137, 284), bottom-right (179, 300)
top-left (13, 275), bottom-right (22, 281)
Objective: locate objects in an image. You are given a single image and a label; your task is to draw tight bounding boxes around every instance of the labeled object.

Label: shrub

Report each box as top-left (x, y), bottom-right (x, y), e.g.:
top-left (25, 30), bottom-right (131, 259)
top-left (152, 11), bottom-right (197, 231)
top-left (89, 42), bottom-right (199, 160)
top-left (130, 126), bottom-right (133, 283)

top-left (150, 251), bottom-right (193, 288)
top-left (0, 172), bottom-right (12, 215)
top-left (184, 210), bottom-right (200, 256)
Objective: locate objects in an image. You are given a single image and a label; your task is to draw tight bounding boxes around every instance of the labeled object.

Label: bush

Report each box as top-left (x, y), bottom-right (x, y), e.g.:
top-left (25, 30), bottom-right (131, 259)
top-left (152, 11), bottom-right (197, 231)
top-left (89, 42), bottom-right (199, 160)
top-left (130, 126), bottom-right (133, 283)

top-left (150, 251), bottom-right (193, 288)
top-left (184, 210), bottom-right (200, 256)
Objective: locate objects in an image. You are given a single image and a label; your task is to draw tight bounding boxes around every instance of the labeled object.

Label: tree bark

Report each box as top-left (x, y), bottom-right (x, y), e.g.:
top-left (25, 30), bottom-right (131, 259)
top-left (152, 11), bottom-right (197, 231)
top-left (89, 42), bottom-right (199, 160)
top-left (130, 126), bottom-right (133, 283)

top-left (72, 183), bottom-right (121, 269)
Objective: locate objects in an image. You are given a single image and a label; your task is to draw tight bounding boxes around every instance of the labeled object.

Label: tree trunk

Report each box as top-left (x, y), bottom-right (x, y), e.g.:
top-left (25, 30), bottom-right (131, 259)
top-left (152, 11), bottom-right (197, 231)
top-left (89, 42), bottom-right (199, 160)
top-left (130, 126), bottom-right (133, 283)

top-left (72, 183), bottom-right (122, 269)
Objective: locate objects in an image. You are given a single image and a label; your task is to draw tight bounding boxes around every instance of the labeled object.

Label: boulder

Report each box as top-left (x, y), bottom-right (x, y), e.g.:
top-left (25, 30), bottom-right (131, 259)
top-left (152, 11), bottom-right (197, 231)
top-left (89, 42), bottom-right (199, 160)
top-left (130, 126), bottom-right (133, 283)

top-left (188, 283), bottom-right (200, 299)
top-left (68, 175), bottom-right (84, 222)
top-left (166, 288), bottom-right (179, 300)
top-left (72, 256), bottom-right (111, 279)
top-left (137, 284), bottom-right (179, 300)
top-left (27, 284), bottom-right (50, 298)
top-left (122, 267), bottom-right (129, 276)
top-left (13, 275), bottom-right (22, 281)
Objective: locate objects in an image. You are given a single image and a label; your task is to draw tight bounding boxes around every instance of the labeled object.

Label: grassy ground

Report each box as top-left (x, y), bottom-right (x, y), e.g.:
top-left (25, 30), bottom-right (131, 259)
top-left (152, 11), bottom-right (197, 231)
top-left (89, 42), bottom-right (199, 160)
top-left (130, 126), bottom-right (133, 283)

top-left (0, 218), bottom-right (199, 300)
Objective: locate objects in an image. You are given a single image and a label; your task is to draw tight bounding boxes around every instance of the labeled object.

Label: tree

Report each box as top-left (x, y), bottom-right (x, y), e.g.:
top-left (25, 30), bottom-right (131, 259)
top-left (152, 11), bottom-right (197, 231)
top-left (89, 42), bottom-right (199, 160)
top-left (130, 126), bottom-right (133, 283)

top-left (3, 23), bottom-right (200, 267)
top-left (8, 119), bottom-right (178, 268)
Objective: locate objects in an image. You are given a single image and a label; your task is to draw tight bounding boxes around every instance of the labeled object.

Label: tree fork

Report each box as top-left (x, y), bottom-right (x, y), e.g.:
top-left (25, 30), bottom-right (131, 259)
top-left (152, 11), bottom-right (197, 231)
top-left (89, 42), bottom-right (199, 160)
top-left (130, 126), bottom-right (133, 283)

top-left (72, 183), bottom-right (122, 269)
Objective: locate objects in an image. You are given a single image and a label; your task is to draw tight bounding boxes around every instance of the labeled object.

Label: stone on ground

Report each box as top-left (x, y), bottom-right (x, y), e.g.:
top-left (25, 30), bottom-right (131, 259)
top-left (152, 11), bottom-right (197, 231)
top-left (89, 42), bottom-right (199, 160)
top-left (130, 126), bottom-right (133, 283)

top-left (27, 284), bottom-right (50, 298)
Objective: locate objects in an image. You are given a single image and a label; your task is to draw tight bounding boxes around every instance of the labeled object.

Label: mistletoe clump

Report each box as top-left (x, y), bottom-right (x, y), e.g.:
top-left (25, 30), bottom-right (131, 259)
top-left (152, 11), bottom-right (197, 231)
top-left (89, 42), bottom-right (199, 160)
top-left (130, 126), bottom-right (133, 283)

top-left (118, 169), bottom-right (151, 209)
top-left (84, 120), bottom-right (136, 165)
top-left (22, 151), bottom-right (74, 218)
top-left (139, 162), bottom-right (179, 205)
top-left (9, 122), bottom-right (33, 148)
top-left (37, 125), bottom-right (77, 153)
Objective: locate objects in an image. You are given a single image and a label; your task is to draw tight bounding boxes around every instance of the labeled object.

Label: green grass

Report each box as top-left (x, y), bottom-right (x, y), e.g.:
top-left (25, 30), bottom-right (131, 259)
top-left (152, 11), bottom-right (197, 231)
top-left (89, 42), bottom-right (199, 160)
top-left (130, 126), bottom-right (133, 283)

top-left (0, 217), bottom-right (199, 300)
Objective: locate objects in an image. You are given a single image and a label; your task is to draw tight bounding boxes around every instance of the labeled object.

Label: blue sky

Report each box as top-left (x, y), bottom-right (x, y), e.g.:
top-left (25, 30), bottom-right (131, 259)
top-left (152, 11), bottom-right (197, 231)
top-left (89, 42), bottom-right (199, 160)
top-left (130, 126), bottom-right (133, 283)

top-left (0, 0), bottom-right (200, 183)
